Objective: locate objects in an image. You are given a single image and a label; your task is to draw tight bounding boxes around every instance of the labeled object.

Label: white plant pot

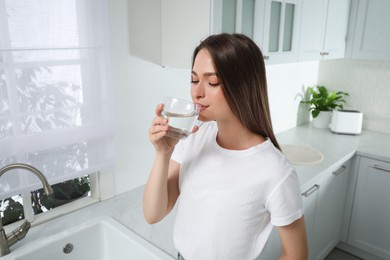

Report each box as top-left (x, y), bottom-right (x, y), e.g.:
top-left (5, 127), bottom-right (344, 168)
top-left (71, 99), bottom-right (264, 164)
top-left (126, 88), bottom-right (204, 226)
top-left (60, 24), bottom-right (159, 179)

top-left (297, 103), bottom-right (311, 125)
top-left (313, 111), bottom-right (331, 128)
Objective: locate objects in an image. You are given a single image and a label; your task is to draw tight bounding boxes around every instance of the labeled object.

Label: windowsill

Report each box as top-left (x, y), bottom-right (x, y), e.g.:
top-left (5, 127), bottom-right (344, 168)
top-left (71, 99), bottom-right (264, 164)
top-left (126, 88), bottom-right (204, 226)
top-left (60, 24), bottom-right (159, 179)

top-left (4, 196), bottom-right (100, 233)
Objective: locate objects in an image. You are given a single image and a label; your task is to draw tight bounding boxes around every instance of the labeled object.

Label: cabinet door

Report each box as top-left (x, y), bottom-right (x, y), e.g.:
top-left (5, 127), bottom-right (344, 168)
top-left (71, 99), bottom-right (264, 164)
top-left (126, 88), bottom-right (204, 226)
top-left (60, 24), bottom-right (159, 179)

top-left (212, 0), bottom-right (256, 38)
top-left (298, 0), bottom-right (327, 61)
top-left (129, 0), bottom-right (211, 68)
top-left (302, 183), bottom-right (321, 260)
top-left (262, 0), bottom-right (301, 64)
top-left (314, 162), bottom-right (351, 260)
top-left (162, 0), bottom-right (211, 68)
top-left (347, 0), bottom-right (390, 60)
top-left (348, 157), bottom-right (390, 259)
top-left (298, 0), bottom-right (349, 61)
top-left (253, 0), bottom-right (266, 53)
top-left (322, 0), bottom-right (349, 60)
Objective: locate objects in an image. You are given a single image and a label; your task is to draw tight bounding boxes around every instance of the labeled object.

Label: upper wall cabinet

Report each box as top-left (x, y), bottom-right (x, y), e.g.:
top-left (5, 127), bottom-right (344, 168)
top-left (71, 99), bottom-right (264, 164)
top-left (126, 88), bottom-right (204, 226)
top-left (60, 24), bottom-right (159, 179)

top-left (213, 0), bottom-right (256, 39)
top-left (298, 0), bottom-right (350, 62)
top-left (128, 0), bottom-right (356, 68)
top-left (346, 0), bottom-right (390, 60)
top-left (255, 0), bottom-right (302, 65)
top-left (128, 0), bottom-right (257, 69)
top-left (128, 0), bottom-right (211, 69)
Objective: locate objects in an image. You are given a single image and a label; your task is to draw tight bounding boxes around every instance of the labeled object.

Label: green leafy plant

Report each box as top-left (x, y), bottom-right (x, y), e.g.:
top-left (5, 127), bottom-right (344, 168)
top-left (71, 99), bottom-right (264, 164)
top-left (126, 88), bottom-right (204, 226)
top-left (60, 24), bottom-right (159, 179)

top-left (1, 177), bottom-right (90, 225)
top-left (31, 176), bottom-right (90, 214)
top-left (301, 85), bottom-right (349, 118)
top-left (1, 198), bottom-right (24, 226)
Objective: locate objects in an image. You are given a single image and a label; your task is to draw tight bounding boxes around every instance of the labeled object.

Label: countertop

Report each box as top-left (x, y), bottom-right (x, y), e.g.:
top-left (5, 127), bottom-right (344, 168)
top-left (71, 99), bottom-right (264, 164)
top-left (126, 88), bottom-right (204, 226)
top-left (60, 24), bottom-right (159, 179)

top-left (5, 123), bottom-right (390, 259)
top-left (277, 123), bottom-right (390, 191)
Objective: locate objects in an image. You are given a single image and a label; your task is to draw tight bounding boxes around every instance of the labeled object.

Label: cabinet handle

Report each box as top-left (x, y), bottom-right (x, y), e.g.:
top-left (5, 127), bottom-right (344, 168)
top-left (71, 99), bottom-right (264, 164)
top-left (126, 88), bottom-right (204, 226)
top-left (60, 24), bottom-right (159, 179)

top-left (333, 165), bottom-right (346, 176)
top-left (302, 184), bottom-right (320, 197)
top-left (263, 55), bottom-right (269, 60)
top-left (373, 165), bottom-right (390, 173)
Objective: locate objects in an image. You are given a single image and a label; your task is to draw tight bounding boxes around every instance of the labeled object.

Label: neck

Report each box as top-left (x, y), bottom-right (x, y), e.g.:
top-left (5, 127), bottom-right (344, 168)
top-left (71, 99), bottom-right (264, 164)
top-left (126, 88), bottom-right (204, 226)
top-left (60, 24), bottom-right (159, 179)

top-left (215, 119), bottom-right (265, 150)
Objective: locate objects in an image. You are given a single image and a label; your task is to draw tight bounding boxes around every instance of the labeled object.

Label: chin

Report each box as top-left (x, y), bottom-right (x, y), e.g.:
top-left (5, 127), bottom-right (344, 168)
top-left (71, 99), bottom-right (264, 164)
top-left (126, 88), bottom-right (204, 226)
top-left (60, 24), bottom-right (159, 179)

top-left (198, 117), bottom-right (214, 123)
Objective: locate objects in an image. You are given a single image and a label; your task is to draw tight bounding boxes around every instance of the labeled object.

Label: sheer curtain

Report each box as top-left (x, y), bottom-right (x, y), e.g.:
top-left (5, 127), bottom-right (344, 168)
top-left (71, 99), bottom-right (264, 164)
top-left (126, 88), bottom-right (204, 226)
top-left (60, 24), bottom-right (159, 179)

top-left (0, 0), bottom-right (115, 199)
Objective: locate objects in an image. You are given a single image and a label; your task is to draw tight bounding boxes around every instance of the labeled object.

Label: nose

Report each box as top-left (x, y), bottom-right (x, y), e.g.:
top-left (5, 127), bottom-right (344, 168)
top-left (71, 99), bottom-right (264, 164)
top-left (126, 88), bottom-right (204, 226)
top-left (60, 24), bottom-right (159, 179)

top-left (191, 82), bottom-right (205, 101)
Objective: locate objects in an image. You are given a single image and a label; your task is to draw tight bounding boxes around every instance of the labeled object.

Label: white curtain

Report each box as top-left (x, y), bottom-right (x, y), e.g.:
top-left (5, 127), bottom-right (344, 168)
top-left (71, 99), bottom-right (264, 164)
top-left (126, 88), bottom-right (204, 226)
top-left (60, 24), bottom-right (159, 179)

top-left (0, 0), bottom-right (115, 199)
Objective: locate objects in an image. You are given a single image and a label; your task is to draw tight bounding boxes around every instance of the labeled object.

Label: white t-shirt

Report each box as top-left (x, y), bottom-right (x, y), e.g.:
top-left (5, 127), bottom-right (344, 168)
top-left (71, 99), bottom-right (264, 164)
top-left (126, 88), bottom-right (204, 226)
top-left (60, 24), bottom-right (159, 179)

top-left (171, 121), bottom-right (303, 260)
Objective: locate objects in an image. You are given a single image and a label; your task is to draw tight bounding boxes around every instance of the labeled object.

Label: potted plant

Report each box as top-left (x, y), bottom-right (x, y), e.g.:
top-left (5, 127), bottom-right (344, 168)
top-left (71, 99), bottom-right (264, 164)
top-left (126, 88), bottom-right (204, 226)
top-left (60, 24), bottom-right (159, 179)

top-left (301, 85), bottom-right (349, 128)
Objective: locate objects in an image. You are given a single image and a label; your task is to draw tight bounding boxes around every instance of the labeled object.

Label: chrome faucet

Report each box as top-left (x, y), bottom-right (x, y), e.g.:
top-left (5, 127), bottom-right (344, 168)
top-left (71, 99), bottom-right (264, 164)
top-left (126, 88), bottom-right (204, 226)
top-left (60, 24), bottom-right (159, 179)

top-left (0, 163), bottom-right (53, 256)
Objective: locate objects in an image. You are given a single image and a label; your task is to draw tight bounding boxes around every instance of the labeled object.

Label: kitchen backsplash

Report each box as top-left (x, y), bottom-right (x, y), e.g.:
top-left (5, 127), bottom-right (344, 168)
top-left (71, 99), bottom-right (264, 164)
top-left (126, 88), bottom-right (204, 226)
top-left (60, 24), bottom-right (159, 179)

top-left (318, 59), bottom-right (390, 134)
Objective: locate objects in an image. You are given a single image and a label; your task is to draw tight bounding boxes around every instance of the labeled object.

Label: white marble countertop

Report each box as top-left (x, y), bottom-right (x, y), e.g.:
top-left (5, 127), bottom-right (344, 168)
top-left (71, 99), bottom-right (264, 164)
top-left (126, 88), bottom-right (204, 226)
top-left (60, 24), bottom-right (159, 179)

top-left (277, 123), bottom-right (390, 190)
top-left (5, 123), bottom-right (390, 259)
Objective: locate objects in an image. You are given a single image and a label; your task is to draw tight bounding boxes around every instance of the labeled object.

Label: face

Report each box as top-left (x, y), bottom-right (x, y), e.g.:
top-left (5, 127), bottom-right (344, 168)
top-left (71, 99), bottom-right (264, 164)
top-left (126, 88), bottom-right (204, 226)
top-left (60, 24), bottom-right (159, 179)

top-left (191, 49), bottom-right (233, 122)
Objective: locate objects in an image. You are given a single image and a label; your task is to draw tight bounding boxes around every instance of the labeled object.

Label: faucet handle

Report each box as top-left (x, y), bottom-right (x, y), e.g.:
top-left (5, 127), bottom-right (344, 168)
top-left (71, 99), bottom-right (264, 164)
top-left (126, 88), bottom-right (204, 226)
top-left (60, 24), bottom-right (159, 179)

top-left (1, 220), bottom-right (32, 254)
top-left (11, 220), bottom-right (31, 240)
top-left (6, 220), bottom-right (31, 247)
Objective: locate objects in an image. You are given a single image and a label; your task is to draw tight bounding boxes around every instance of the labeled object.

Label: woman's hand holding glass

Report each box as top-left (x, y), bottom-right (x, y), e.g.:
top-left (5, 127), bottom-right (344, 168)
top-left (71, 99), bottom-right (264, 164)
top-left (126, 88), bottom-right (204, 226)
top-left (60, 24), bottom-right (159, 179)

top-left (149, 104), bottom-right (180, 154)
top-left (149, 102), bottom-right (199, 154)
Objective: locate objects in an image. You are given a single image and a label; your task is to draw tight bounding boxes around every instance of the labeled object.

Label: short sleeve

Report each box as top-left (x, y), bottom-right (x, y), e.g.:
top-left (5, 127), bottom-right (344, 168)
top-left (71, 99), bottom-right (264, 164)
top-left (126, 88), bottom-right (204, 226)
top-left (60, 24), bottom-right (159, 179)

top-left (265, 169), bottom-right (304, 226)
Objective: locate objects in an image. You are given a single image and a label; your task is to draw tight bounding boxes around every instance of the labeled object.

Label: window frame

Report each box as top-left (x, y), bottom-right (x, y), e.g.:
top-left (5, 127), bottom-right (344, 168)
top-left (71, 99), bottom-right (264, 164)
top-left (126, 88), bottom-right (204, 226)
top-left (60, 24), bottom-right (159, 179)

top-left (3, 171), bottom-right (114, 231)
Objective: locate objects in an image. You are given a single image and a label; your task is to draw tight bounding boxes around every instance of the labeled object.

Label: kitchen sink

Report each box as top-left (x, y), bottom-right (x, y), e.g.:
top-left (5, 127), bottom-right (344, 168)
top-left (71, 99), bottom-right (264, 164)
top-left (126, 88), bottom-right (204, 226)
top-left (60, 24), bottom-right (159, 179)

top-left (5, 216), bottom-right (173, 260)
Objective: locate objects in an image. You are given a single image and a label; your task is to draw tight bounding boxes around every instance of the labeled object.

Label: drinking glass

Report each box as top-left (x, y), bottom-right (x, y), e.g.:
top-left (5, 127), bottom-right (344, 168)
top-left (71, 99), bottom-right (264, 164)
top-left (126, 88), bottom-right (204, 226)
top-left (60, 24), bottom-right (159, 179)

top-left (162, 97), bottom-right (200, 140)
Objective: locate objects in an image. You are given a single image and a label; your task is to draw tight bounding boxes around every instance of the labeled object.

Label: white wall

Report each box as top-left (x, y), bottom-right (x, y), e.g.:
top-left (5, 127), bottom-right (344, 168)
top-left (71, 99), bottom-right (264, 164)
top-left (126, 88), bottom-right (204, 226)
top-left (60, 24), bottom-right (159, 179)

top-left (318, 59), bottom-right (390, 134)
top-left (267, 61), bottom-right (319, 133)
top-left (108, 0), bottom-right (319, 195)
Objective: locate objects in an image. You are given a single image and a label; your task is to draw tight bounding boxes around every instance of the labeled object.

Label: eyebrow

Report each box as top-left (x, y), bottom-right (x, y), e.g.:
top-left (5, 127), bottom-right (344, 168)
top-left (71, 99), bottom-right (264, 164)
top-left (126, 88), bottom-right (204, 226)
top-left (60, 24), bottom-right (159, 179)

top-left (191, 71), bottom-right (218, 77)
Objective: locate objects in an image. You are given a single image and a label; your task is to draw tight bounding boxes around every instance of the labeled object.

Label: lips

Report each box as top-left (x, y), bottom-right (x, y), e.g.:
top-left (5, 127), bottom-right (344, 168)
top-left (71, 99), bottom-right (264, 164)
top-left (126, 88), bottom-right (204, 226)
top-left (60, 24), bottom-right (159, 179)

top-left (195, 103), bottom-right (208, 112)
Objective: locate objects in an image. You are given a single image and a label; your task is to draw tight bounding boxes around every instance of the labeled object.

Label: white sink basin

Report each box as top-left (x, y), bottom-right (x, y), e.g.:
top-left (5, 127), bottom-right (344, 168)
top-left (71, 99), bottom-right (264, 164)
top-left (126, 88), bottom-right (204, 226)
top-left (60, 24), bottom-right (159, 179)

top-left (7, 216), bottom-right (173, 260)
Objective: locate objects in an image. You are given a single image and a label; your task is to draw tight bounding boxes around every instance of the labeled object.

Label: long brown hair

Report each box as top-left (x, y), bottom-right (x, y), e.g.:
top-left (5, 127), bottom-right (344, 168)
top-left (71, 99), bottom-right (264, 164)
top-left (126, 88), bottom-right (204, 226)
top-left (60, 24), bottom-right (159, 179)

top-left (192, 33), bottom-right (280, 150)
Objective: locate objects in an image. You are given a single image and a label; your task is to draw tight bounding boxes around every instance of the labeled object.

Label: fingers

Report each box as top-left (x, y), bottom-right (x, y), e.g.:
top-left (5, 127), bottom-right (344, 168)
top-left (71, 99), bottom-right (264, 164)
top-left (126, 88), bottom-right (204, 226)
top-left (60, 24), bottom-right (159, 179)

top-left (149, 119), bottom-right (169, 139)
top-left (155, 103), bottom-right (164, 116)
top-left (191, 125), bottom-right (199, 134)
top-left (149, 105), bottom-right (169, 142)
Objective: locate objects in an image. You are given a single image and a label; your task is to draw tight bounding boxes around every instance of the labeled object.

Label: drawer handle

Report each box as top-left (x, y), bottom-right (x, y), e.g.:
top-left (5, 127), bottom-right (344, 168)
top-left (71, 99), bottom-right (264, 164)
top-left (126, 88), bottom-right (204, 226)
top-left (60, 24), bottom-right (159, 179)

top-left (302, 184), bottom-right (320, 197)
top-left (333, 165), bottom-right (346, 176)
top-left (373, 165), bottom-right (390, 173)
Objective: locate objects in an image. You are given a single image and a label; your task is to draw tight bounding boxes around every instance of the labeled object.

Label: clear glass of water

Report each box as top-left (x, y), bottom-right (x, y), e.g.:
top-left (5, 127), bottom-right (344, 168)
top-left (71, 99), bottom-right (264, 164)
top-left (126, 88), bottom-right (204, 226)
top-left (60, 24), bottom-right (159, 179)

top-left (162, 97), bottom-right (200, 140)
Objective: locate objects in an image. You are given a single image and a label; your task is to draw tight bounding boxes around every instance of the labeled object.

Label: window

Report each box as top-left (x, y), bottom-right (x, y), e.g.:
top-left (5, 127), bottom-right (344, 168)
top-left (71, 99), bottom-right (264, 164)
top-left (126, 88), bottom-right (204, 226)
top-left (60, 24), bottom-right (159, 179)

top-left (0, 0), bottom-right (115, 224)
top-left (1, 175), bottom-right (91, 225)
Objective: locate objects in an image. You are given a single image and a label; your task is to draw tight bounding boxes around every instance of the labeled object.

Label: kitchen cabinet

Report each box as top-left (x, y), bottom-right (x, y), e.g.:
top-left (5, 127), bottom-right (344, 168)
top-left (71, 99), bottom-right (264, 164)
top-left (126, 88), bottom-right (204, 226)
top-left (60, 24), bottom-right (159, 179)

top-left (298, 0), bottom-right (350, 61)
top-left (259, 160), bottom-right (351, 259)
top-left (347, 156), bottom-right (390, 260)
top-left (255, 0), bottom-right (301, 65)
top-left (128, 0), bottom-right (211, 69)
top-left (301, 161), bottom-right (351, 260)
top-left (302, 181), bottom-right (321, 260)
top-left (313, 160), bottom-right (352, 259)
top-left (213, 0), bottom-right (256, 38)
top-left (128, 0), bottom-right (259, 69)
top-left (346, 0), bottom-right (390, 60)
top-left (128, 0), bottom-right (353, 68)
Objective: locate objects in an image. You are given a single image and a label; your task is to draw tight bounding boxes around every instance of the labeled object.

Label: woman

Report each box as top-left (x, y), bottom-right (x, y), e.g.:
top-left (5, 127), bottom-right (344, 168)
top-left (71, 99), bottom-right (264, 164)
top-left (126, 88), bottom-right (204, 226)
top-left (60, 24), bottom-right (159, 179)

top-left (144, 33), bottom-right (308, 260)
